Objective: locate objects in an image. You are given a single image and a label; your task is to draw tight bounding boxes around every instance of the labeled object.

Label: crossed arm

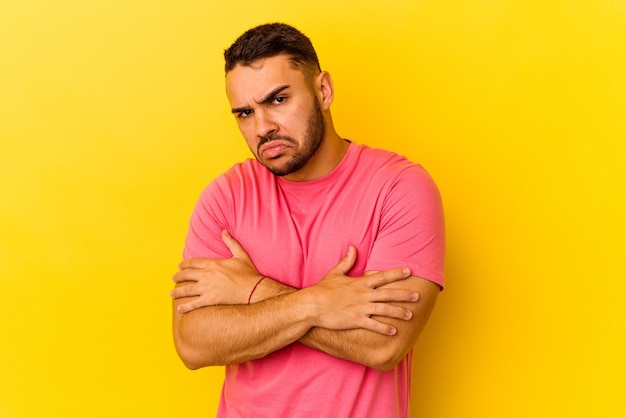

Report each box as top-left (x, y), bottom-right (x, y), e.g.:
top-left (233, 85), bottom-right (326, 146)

top-left (171, 230), bottom-right (439, 371)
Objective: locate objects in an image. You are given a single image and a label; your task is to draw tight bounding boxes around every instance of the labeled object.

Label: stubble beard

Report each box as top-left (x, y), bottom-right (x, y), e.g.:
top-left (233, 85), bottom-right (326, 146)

top-left (256, 100), bottom-right (326, 177)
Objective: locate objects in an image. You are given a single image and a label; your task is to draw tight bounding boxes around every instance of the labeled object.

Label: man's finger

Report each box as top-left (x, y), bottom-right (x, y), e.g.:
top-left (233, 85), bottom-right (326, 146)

top-left (176, 299), bottom-right (206, 314)
top-left (366, 268), bottom-right (411, 288)
top-left (170, 283), bottom-right (198, 299)
top-left (360, 317), bottom-right (398, 336)
top-left (172, 268), bottom-right (198, 283)
top-left (369, 302), bottom-right (413, 320)
top-left (370, 288), bottom-right (420, 303)
top-left (178, 258), bottom-right (210, 270)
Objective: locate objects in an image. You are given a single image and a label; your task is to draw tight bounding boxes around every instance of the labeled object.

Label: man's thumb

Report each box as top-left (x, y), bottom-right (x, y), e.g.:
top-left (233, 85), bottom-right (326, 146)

top-left (334, 246), bottom-right (357, 275)
top-left (222, 229), bottom-right (249, 260)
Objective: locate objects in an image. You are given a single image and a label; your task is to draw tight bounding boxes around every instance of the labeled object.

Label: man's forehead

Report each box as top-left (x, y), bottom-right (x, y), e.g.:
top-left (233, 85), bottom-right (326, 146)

top-left (226, 56), bottom-right (304, 97)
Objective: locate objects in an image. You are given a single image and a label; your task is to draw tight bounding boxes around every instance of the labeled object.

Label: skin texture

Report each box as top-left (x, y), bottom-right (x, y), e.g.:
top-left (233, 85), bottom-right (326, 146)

top-left (173, 231), bottom-right (440, 371)
top-left (171, 54), bottom-right (440, 371)
top-left (225, 55), bottom-right (348, 181)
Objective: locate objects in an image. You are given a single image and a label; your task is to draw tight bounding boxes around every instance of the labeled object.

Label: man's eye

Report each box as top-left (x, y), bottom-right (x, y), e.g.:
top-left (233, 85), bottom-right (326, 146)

top-left (273, 96), bottom-right (286, 104)
top-left (238, 109), bottom-right (253, 118)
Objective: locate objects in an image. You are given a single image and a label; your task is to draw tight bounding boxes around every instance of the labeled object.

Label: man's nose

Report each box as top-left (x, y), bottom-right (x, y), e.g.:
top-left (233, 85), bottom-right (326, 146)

top-left (255, 110), bottom-right (278, 139)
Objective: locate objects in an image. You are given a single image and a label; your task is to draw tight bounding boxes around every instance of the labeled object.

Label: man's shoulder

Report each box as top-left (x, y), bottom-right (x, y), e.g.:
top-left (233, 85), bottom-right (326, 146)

top-left (198, 158), bottom-right (273, 201)
top-left (214, 158), bottom-right (273, 186)
top-left (350, 142), bottom-right (428, 181)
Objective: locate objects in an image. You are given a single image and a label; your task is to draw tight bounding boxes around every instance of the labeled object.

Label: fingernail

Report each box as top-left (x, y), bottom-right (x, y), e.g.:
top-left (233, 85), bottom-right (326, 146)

top-left (388, 327), bottom-right (397, 336)
top-left (403, 268), bottom-right (411, 276)
top-left (405, 310), bottom-right (412, 319)
top-left (411, 292), bottom-right (419, 301)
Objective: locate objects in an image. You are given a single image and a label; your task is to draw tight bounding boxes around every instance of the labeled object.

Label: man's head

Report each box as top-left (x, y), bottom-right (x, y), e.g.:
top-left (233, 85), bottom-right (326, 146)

top-left (224, 23), bottom-right (321, 81)
top-left (224, 24), bottom-right (340, 181)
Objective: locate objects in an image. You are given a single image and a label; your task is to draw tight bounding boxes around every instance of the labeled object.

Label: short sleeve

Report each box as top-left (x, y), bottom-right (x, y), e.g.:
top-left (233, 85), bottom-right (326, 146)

top-left (366, 165), bottom-right (445, 289)
top-left (183, 176), bottom-right (233, 260)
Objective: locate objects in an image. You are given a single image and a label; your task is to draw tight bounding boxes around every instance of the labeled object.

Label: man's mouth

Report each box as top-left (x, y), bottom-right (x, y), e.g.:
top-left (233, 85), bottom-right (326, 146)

top-left (259, 140), bottom-right (293, 159)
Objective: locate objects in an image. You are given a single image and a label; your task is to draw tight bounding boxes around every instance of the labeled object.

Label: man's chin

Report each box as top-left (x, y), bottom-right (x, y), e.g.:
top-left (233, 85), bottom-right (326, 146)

top-left (262, 157), bottom-right (303, 177)
top-left (266, 165), bottom-right (294, 177)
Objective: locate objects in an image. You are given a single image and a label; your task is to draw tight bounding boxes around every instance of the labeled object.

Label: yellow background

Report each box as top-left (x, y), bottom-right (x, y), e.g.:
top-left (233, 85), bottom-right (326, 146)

top-left (1, 1), bottom-right (624, 417)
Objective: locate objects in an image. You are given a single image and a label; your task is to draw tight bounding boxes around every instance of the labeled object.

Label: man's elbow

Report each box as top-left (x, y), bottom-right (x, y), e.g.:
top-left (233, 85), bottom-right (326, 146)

top-left (178, 351), bottom-right (205, 371)
top-left (372, 359), bottom-right (402, 373)
top-left (181, 358), bottom-right (203, 371)
top-left (367, 348), bottom-right (407, 372)
top-left (173, 327), bottom-right (218, 370)
top-left (174, 339), bottom-right (206, 370)
top-left (365, 326), bottom-right (428, 371)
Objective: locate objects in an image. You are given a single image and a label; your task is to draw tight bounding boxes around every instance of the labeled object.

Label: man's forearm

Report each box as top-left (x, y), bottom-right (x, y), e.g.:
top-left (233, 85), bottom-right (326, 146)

top-left (173, 290), bottom-right (313, 369)
top-left (172, 244), bottom-right (424, 369)
top-left (299, 316), bottom-right (417, 372)
top-left (243, 278), bottom-right (387, 368)
top-left (254, 275), bottom-right (439, 371)
top-left (300, 327), bottom-right (393, 369)
top-left (172, 272), bottom-right (418, 369)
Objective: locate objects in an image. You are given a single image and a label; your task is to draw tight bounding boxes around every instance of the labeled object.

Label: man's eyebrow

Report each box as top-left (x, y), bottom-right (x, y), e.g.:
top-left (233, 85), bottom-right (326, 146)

top-left (231, 85), bottom-right (290, 114)
top-left (257, 85), bottom-right (290, 105)
top-left (231, 105), bottom-right (250, 115)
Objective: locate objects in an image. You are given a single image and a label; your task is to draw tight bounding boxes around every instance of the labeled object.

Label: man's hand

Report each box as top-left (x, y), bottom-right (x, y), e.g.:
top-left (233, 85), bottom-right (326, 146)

top-left (303, 246), bottom-right (418, 336)
top-left (171, 235), bottom-right (426, 368)
top-left (171, 230), bottom-right (263, 313)
top-left (171, 233), bottom-right (420, 337)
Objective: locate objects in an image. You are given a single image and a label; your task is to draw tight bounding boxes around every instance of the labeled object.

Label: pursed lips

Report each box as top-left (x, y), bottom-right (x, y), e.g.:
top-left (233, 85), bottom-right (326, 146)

top-left (258, 139), bottom-right (294, 159)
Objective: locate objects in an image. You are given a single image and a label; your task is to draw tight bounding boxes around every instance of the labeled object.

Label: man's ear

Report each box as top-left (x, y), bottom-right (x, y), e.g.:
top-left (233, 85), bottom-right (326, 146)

top-left (315, 71), bottom-right (334, 110)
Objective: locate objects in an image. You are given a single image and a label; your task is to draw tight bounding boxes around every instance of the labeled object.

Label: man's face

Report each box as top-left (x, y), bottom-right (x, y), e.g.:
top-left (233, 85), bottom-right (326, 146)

top-left (225, 55), bottom-right (325, 178)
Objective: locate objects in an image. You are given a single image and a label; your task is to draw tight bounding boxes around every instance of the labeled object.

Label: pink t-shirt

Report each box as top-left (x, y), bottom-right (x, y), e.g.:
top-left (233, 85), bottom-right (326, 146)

top-left (184, 142), bottom-right (445, 417)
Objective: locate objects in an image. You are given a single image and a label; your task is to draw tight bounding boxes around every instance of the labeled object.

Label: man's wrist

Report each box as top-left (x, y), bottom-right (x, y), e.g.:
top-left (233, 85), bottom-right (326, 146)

top-left (247, 277), bottom-right (267, 304)
top-left (249, 277), bottom-right (296, 303)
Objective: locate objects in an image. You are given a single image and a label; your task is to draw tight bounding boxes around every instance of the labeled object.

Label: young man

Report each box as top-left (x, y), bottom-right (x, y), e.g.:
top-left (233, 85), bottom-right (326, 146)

top-left (171, 23), bottom-right (445, 417)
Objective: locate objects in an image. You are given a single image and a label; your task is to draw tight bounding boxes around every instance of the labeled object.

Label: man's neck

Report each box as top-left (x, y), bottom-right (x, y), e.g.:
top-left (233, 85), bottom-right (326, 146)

top-left (282, 133), bottom-right (349, 182)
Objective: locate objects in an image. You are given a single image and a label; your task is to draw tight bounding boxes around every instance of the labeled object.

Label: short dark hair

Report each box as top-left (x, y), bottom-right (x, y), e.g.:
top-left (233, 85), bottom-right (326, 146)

top-left (224, 23), bottom-right (321, 76)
